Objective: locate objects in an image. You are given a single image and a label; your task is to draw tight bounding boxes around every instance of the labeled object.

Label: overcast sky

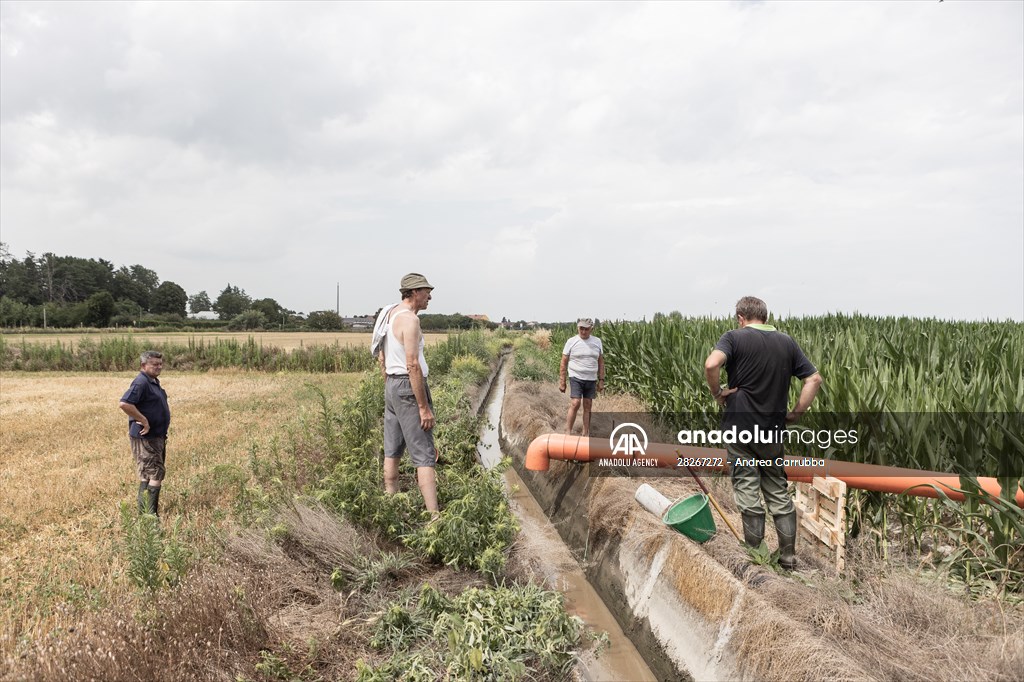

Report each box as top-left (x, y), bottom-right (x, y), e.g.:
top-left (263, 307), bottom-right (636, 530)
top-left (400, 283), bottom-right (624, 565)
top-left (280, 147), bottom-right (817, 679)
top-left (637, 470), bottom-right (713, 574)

top-left (2, 1), bottom-right (1021, 322)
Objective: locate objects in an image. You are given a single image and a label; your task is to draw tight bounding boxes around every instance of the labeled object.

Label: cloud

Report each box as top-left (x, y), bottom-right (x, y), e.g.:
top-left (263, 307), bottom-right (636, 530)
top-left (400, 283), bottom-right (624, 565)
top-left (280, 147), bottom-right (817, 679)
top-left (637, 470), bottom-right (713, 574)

top-left (1, 1), bottom-right (1021, 321)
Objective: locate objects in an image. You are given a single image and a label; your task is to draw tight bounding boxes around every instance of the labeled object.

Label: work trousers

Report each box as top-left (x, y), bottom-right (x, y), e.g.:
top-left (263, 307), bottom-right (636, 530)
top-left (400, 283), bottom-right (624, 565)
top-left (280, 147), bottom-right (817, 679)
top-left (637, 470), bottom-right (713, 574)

top-left (726, 440), bottom-right (795, 517)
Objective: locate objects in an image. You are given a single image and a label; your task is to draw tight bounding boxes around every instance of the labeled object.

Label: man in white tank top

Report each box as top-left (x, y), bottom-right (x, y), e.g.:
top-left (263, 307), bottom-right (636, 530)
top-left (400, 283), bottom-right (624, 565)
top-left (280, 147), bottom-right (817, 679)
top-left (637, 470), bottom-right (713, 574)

top-left (374, 273), bottom-right (439, 516)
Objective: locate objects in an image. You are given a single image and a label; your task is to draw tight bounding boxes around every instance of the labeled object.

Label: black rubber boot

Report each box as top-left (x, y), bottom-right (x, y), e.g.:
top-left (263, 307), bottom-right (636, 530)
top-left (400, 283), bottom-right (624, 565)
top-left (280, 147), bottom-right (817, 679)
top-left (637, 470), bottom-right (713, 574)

top-left (774, 511), bottom-right (797, 571)
top-left (146, 485), bottom-right (161, 516)
top-left (137, 482), bottom-right (150, 513)
top-left (741, 511), bottom-right (765, 548)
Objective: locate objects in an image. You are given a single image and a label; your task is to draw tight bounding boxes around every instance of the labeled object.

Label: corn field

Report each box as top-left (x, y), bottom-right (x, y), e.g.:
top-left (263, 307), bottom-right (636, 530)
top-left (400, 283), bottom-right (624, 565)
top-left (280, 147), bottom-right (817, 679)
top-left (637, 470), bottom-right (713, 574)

top-left (571, 314), bottom-right (1024, 596)
top-left (595, 314), bottom-right (1022, 468)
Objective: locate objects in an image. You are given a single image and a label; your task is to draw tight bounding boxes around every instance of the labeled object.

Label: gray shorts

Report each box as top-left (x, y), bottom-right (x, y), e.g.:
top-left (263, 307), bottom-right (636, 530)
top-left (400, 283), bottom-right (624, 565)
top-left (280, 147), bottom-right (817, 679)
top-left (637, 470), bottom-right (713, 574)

top-left (131, 436), bottom-right (166, 482)
top-left (569, 377), bottom-right (597, 399)
top-left (384, 375), bottom-right (436, 468)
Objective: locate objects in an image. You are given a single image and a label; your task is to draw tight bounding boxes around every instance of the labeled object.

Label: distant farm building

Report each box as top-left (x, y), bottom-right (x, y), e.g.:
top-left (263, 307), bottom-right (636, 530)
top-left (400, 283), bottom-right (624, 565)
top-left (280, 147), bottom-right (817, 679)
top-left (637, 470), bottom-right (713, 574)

top-left (343, 316), bottom-right (375, 330)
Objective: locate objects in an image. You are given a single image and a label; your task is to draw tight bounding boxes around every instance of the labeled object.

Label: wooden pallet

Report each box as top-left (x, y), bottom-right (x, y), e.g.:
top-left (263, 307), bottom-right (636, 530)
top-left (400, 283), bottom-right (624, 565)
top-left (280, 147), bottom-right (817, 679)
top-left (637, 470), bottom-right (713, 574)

top-left (795, 476), bottom-right (847, 573)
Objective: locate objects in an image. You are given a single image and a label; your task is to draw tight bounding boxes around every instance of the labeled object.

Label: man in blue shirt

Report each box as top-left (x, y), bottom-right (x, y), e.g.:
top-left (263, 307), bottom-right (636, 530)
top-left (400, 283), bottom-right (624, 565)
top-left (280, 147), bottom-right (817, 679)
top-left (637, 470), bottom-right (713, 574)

top-left (704, 297), bottom-right (822, 570)
top-left (119, 350), bottom-right (171, 515)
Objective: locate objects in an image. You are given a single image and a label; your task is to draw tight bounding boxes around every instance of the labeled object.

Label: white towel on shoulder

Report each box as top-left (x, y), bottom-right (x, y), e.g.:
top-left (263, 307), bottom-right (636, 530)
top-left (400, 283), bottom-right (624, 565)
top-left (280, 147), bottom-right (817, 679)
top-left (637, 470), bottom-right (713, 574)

top-left (370, 303), bottom-right (399, 357)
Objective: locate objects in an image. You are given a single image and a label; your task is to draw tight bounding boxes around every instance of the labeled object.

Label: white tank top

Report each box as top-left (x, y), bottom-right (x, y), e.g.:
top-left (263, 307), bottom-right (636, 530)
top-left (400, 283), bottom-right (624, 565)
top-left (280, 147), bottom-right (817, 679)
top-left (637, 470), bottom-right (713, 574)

top-left (385, 308), bottom-right (429, 377)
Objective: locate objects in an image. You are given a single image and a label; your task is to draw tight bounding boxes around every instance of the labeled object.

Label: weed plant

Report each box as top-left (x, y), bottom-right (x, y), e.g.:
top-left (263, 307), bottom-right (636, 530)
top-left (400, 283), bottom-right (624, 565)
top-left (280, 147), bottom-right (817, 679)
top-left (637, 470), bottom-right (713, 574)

top-left (118, 502), bottom-right (191, 590)
top-left (424, 330), bottom-right (501, 376)
top-left (356, 583), bottom-right (585, 681)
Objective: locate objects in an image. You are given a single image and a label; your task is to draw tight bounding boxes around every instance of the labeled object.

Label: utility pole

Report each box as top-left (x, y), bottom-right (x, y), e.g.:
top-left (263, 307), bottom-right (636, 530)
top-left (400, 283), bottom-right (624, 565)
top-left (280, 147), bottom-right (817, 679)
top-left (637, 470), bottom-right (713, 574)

top-left (336, 282), bottom-right (340, 315)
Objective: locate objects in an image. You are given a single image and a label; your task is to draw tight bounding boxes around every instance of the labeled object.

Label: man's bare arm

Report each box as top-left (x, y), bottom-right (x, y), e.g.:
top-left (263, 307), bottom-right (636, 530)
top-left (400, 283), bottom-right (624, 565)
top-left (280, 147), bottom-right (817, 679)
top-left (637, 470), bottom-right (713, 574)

top-left (786, 372), bottom-right (823, 423)
top-left (558, 355), bottom-right (569, 393)
top-left (704, 349), bottom-right (737, 406)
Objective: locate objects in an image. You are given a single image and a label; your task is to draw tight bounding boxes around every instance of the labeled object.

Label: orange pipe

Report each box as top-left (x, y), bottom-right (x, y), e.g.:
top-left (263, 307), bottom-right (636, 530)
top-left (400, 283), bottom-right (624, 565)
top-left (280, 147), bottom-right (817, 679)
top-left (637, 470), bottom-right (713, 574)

top-left (524, 433), bottom-right (1024, 507)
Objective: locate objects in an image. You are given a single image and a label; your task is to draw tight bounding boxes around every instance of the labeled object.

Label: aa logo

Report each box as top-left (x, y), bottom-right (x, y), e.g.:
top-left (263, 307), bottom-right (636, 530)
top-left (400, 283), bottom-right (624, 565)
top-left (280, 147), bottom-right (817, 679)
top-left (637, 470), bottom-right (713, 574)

top-left (610, 423), bottom-right (648, 457)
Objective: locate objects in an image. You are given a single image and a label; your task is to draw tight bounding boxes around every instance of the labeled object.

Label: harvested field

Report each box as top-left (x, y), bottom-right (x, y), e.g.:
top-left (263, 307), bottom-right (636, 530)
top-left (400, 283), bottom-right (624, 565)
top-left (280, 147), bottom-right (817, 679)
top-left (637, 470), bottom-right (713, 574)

top-left (0, 370), bottom-right (360, 650)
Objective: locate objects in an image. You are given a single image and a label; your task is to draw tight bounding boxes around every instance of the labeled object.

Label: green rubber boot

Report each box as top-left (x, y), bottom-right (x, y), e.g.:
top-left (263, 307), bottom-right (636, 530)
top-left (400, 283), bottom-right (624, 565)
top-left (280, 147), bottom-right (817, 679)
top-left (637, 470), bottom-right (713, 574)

top-left (146, 485), bottom-right (161, 517)
top-left (741, 511), bottom-right (765, 548)
top-left (774, 511), bottom-right (797, 571)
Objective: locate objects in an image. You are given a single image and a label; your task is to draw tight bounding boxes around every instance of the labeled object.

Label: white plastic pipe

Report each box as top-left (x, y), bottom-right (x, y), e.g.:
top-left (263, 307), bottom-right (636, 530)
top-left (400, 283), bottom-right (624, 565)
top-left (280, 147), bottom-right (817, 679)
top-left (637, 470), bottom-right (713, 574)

top-left (635, 483), bottom-right (672, 517)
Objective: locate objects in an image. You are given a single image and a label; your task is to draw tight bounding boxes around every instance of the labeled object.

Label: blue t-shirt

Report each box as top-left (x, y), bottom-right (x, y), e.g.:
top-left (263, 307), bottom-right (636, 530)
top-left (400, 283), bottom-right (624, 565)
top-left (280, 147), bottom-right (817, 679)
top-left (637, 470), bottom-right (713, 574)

top-left (121, 372), bottom-right (171, 438)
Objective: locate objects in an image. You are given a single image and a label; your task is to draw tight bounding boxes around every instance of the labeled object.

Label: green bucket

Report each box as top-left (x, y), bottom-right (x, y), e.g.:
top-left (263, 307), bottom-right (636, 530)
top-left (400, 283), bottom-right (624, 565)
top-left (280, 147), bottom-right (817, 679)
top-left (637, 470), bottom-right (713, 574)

top-left (663, 494), bottom-right (716, 543)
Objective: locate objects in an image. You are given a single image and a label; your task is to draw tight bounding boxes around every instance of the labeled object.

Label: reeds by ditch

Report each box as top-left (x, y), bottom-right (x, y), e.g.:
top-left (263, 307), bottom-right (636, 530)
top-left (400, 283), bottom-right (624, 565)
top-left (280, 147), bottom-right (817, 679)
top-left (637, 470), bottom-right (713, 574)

top-left (0, 335), bottom-right (376, 373)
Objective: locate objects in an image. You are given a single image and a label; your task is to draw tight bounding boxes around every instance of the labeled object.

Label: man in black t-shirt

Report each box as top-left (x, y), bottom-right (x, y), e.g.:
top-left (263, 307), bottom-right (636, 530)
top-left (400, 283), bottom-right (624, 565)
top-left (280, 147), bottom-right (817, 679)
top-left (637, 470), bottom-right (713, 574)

top-left (704, 297), bottom-right (822, 570)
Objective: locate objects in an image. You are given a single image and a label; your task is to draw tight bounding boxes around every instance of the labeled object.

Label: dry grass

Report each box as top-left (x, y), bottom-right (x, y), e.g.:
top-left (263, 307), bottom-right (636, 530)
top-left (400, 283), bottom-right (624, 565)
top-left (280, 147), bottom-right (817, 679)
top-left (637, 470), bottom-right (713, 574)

top-left (1, 331), bottom-right (449, 352)
top-left (7, 554), bottom-right (280, 682)
top-left (527, 329), bottom-right (551, 349)
top-left (501, 380), bottom-right (565, 443)
top-left (4, 500), bottom-right (486, 681)
top-left (0, 370), bottom-right (360, 652)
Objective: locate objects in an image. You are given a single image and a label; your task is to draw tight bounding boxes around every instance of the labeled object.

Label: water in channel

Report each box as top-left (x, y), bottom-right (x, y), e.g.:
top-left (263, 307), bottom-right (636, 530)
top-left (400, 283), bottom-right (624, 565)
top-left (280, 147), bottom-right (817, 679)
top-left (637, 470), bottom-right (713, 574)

top-left (477, 363), bottom-right (657, 682)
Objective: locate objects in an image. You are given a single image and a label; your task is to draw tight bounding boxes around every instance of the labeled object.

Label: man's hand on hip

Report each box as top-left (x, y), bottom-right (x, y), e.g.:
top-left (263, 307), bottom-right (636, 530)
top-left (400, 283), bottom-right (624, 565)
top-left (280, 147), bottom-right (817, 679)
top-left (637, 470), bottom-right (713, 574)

top-left (715, 386), bottom-right (738, 407)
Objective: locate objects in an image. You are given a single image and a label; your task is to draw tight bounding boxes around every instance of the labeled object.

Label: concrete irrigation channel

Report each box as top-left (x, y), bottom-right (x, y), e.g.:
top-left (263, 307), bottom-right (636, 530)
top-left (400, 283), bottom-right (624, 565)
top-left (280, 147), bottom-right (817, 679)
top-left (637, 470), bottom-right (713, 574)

top-left (487, 370), bottom-right (743, 680)
top-left (477, 357), bottom-right (656, 682)
top-left (478, 355), bottom-right (1024, 682)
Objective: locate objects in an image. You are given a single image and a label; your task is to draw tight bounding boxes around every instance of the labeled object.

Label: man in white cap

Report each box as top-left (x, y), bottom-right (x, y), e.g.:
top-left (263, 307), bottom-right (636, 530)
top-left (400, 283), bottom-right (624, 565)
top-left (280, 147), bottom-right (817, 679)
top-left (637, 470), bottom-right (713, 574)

top-left (559, 318), bottom-right (604, 437)
top-left (373, 273), bottom-right (439, 516)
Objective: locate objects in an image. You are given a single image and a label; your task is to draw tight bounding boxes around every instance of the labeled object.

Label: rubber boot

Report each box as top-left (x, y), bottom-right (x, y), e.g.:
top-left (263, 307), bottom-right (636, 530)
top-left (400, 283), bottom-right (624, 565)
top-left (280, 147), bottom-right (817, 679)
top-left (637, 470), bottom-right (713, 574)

top-left (137, 482), bottom-right (150, 513)
top-left (741, 511), bottom-right (765, 548)
top-left (774, 511), bottom-right (797, 571)
top-left (145, 485), bottom-right (161, 517)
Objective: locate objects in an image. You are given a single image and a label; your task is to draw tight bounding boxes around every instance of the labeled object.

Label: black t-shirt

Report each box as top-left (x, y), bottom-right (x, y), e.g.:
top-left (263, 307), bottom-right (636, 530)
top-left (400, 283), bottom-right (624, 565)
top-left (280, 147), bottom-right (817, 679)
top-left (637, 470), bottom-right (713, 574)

top-left (714, 325), bottom-right (816, 431)
top-left (121, 372), bottom-right (171, 438)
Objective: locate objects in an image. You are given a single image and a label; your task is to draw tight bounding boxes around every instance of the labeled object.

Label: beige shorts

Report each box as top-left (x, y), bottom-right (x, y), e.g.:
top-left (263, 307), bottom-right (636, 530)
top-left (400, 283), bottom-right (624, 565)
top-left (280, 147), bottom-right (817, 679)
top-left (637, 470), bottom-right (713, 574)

top-left (131, 437), bottom-right (166, 482)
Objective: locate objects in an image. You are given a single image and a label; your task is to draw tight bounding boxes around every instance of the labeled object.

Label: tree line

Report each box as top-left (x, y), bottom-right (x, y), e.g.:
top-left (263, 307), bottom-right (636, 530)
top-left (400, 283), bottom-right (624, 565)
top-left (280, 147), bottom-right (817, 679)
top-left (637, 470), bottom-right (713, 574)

top-left (0, 244), bottom-right (498, 331)
top-left (0, 244), bottom-right (332, 330)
